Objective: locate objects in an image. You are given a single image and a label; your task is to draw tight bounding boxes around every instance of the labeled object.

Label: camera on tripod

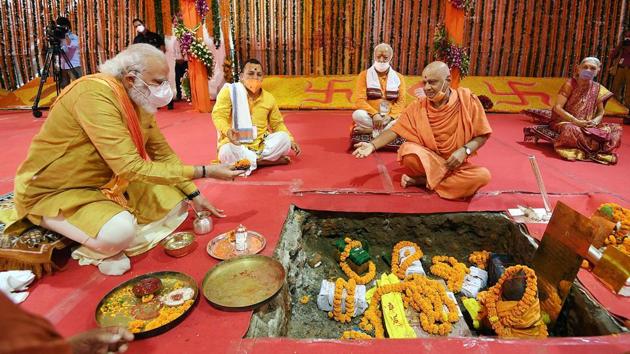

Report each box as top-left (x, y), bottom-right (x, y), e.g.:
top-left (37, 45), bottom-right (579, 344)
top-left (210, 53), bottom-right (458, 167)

top-left (45, 21), bottom-right (69, 46)
top-left (32, 18), bottom-right (78, 118)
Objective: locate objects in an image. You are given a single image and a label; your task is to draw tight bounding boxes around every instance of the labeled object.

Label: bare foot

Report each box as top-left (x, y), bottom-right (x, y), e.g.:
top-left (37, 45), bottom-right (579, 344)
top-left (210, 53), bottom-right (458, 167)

top-left (400, 174), bottom-right (427, 188)
top-left (353, 126), bottom-right (373, 134)
top-left (257, 156), bottom-right (291, 166)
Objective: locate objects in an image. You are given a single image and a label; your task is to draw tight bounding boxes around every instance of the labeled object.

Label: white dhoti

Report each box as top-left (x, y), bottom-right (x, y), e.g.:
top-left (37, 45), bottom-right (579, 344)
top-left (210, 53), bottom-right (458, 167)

top-left (352, 109), bottom-right (396, 136)
top-left (218, 131), bottom-right (291, 175)
top-left (41, 200), bottom-right (189, 275)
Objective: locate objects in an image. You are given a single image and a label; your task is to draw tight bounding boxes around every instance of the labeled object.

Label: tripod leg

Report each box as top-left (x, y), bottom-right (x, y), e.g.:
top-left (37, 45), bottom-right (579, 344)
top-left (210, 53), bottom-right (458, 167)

top-left (60, 51), bottom-right (81, 79)
top-left (32, 49), bottom-right (55, 118)
top-left (55, 52), bottom-right (63, 94)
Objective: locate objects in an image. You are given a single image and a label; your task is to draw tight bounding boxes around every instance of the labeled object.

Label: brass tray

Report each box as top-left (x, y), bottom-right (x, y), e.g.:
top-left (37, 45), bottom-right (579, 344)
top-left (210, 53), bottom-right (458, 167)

top-left (207, 230), bottom-right (266, 260)
top-left (95, 271), bottom-right (198, 339)
top-left (202, 255), bottom-right (285, 310)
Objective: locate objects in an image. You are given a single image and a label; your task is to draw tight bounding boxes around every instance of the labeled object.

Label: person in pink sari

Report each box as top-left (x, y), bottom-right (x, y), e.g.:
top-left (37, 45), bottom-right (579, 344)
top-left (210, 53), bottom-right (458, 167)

top-left (550, 57), bottom-right (622, 164)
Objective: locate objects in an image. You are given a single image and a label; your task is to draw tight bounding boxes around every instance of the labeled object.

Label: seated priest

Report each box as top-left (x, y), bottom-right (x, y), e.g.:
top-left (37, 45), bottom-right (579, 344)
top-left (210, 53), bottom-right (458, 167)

top-left (352, 43), bottom-right (406, 136)
top-left (211, 59), bottom-right (301, 175)
top-left (353, 61), bottom-right (492, 200)
top-left (5, 44), bottom-right (242, 275)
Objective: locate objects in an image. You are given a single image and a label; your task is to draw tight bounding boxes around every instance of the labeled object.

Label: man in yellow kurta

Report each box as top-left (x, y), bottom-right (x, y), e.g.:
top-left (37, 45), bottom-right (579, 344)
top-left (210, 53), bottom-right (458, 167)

top-left (353, 61), bottom-right (492, 200)
top-left (212, 59), bottom-right (301, 175)
top-left (7, 44), bottom-right (240, 274)
top-left (352, 43), bottom-right (407, 136)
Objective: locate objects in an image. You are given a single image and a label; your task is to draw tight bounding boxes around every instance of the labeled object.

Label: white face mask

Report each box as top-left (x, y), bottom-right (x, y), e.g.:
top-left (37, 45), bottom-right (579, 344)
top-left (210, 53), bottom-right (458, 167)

top-left (374, 61), bottom-right (390, 72)
top-left (133, 75), bottom-right (173, 109)
top-left (136, 25), bottom-right (145, 33)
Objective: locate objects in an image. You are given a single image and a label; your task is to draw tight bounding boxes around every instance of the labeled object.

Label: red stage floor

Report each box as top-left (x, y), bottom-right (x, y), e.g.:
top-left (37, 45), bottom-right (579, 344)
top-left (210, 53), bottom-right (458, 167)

top-left (0, 105), bottom-right (629, 353)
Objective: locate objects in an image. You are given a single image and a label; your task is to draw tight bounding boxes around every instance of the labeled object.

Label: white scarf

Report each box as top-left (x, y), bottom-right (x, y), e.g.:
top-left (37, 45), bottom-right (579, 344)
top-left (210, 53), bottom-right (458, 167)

top-left (227, 82), bottom-right (257, 143)
top-left (366, 65), bottom-right (401, 100)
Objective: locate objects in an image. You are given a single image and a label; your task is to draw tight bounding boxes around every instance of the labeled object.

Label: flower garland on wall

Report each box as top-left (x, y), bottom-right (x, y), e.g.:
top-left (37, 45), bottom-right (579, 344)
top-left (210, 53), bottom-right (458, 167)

top-left (433, 23), bottom-right (470, 77)
top-left (210, 0), bottom-right (221, 49)
top-left (447, 0), bottom-right (475, 14)
top-left (173, 7), bottom-right (214, 74)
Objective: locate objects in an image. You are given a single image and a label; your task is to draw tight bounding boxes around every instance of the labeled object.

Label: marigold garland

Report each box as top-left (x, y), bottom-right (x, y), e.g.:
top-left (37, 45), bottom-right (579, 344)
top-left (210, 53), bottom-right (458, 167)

top-left (478, 265), bottom-right (548, 338)
top-left (468, 250), bottom-right (491, 270)
top-left (339, 237), bottom-right (376, 285)
top-left (328, 278), bottom-right (356, 323)
top-left (340, 330), bottom-right (372, 340)
top-left (598, 203), bottom-right (630, 256)
top-left (356, 274), bottom-right (459, 338)
top-left (391, 241), bottom-right (423, 279)
top-left (430, 256), bottom-right (470, 293)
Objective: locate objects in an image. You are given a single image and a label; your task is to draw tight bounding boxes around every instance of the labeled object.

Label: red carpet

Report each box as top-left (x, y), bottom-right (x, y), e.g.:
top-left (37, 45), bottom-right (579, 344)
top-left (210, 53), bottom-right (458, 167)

top-left (0, 104), bottom-right (629, 353)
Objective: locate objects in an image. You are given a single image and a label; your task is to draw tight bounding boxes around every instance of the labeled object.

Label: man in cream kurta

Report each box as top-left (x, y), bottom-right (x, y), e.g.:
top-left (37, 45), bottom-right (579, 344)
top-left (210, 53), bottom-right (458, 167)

top-left (7, 44), bottom-right (240, 274)
top-left (352, 43), bottom-right (407, 136)
top-left (212, 58), bottom-right (301, 175)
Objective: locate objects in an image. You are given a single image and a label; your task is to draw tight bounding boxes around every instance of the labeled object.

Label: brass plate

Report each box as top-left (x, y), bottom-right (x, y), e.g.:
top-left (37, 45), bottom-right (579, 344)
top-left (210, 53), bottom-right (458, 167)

top-left (95, 271), bottom-right (198, 339)
top-left (207, 230), bottom-right (266, 260)
top-left (202, 255), bottom-right (285, 309)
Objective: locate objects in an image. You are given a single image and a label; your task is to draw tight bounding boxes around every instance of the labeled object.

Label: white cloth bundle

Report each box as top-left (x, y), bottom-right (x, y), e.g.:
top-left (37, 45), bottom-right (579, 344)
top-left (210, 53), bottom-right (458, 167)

top-left (398, 246), bottom-right (426, 277)
top-left (461, 266), bottom-right (489, 298)
top-left (0, 270), bottom-right (35, 303)
top-left (317, 279), bottom-right (368, 316)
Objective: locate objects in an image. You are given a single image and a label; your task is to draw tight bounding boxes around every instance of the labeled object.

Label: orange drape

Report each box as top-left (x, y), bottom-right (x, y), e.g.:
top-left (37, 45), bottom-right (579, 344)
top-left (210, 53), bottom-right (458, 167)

top-left (162, 0), bottom-right (172, 36)
top-left (219, 0), bottom-right (232, 57)
top-left (144, 1), bottom-right (156, 34)
top-left (444, 1), bottom-right (465, 88)
top-left (182, 0), bottom-right (212, 112)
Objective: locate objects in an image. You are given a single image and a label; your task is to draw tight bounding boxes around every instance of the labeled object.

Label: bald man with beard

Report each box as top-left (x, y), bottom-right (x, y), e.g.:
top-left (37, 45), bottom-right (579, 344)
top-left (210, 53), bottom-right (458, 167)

top-left (353, 61), bottom-right (492, 200)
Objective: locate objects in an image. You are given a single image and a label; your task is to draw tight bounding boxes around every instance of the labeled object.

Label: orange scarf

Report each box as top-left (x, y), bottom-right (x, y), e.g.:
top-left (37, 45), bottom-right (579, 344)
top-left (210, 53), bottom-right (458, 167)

top-left (495, 299), bottom-right (548, 338)
top-left (52, 74), bottom-right (148, 206)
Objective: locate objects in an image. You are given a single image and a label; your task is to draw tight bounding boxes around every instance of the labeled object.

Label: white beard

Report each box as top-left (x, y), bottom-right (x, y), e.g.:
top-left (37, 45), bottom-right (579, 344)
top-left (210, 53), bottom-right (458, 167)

top-left (127, 82), bottom-right (157, 114)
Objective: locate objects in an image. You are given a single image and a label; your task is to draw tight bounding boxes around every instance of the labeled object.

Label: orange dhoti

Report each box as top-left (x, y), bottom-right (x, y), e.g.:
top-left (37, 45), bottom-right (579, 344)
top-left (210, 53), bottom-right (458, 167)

top-left (391, 88), bottom-right (493, 200)
top-left (400, 143), bottom-right (491, 200)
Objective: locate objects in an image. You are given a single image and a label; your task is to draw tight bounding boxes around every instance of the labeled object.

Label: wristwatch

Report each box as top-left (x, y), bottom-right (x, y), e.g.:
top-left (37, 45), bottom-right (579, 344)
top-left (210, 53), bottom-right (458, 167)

top-left (463, 145), bottom-right (472, 156)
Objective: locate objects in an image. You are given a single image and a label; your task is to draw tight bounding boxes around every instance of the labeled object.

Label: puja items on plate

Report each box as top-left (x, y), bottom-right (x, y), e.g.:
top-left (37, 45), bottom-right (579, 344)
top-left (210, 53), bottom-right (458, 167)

top-left (132, 277), bottom-right (162, 298)
top-left (234, 225), bottom-right (248, 252)
top-left (233, 159), bottom-right (251, 171)
top-left (99, 275), bottom-right (196, 335)
top-left (161, 288), bottom-right (195, 307)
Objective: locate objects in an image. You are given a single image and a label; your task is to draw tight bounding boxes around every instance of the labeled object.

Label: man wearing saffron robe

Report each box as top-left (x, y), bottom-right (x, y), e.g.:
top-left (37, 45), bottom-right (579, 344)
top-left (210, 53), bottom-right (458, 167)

top-left (353, 61), bottom-right (492, 200)
top-left (6, 44), bottom-right (241, 274)
top-left (352, 43), bottom-right (407, 135)
top-left (0, 293), bottom-right (133, 354)
top-left (212, 59), bottom-right (301, 175)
